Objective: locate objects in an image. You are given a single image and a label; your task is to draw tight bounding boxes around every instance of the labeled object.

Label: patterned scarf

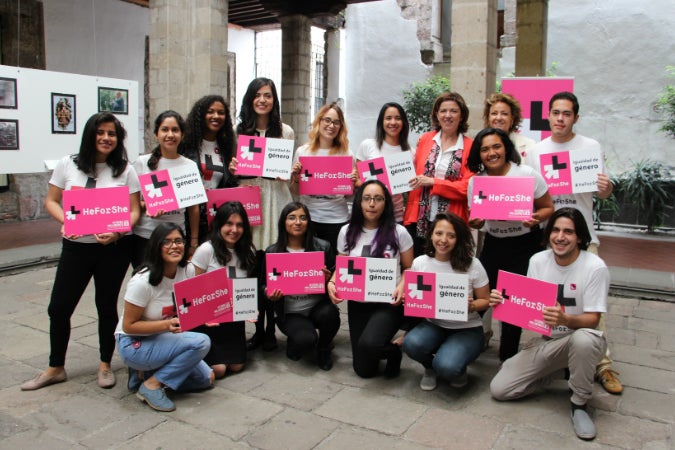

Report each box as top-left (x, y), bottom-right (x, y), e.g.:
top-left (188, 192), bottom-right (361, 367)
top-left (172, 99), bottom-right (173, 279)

top-left (416, 140), bottom-right (463, 237)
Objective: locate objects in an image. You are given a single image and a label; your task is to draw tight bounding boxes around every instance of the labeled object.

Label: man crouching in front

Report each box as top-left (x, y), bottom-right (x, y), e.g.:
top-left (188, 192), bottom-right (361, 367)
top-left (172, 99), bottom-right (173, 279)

top-left (488, 207), bottom-right (608, 440)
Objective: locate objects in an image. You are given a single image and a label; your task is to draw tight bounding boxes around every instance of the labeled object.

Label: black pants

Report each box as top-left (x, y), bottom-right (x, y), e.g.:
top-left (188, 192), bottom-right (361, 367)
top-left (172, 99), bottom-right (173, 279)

top-left (48, 237), bottom-right (131, 367)
top-left (277, 301), bottom-right (341, 355)
top-left (129, 234), bottom-right (148, 269)
top-left (347, 301), bottom-right (403, 378)
top-left (311, 221), bottom-right (347, 257)
top-left (480, 228), bottom-right (544, 361)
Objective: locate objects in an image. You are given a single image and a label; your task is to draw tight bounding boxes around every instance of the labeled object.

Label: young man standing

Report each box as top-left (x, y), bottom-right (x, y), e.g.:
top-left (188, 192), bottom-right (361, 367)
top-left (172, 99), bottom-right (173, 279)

top-left (528, 91), bottom-right (622, 394)
top-left (489, 208), bottom-right (609, 440)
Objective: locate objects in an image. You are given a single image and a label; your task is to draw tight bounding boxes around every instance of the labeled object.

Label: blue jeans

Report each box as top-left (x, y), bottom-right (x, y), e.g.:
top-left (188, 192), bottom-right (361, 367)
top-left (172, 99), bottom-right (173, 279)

top-left (402, 321), bottom-right (484, 381)
top-left (117, 332), bottom-right (212, 391)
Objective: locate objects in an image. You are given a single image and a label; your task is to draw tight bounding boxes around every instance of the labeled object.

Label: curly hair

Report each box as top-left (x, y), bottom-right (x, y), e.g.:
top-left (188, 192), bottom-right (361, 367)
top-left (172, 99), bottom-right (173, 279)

top-left (236, 78), bottom-right (283, 138)
top-left (208, 201), bottom-right (257, 275)
top-left (147, 110), bottom-right (186, 171)
top-left (183, 95), bottom-right (236, 174)
top-left (430, 92), bottom-right (469, 134)
top-left (467, 127), bottom-right (519, 173)
top-left (307, 102), bottom-right (349, 154)
top-left (482, 92), bottom-right (523, 132)
top-left (375, 102), bottom-right (410, 151)
top-left (75, 113), bottom-right (128, 178)
top-left (424, 213), bottom-right (474, 272)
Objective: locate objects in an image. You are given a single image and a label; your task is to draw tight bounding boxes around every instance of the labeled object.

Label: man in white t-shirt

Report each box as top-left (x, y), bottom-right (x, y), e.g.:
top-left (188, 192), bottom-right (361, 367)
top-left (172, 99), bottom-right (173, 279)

top-left (528, 91), bottom-right (622, 395)
top-left (489, 208), bottom-right (608, 440)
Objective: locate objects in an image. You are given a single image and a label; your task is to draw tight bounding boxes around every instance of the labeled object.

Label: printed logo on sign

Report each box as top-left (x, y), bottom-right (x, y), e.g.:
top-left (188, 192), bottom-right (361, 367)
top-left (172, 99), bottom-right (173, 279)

top-left (339, 259), bottom-right (362, 284)
top-left (144, 173), bottom-right (169, 198)
top-left (362, 161), bottom-right (385, 180)
top-left (209, 203), bottom-right (218, 217)
top-left (268, 267), bottom-right (281, 282)
top-left (240, 138), bottom-right (263, 161)
top-left (407, 274), bottom-right (432, 299)
top-left (544, 155), bottom-right (567, 180)
top-left (178, 297), bottom-right (192, 315)
top-left (300, 169), bottom-right (312, 182)
top-left (472, 190), bottom-right (488, 205)
top-left (65, 204), bottom-right (81, 221)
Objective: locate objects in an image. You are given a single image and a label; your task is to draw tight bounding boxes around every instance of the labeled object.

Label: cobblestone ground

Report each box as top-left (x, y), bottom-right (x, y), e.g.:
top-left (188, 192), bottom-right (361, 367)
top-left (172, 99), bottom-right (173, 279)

top-left (1, 266), bottom-right (673, 449)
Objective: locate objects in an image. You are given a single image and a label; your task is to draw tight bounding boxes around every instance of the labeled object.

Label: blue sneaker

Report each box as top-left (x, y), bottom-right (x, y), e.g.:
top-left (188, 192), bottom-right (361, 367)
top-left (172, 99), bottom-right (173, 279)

top-left (136, 383), bottom-right (175, 412)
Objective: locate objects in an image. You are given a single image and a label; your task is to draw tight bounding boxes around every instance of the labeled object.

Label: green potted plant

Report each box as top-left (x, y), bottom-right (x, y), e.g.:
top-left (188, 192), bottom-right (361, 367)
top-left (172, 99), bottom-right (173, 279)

top-left (403, 75), bottom-right (451, 134)
top-left (617, 160), bottom-right (672, 233)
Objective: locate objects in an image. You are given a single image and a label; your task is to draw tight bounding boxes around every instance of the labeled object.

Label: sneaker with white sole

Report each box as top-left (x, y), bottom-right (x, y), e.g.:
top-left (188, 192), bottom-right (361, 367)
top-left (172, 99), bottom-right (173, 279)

top-left (450, 372), bottom-right (468, 389)
top-left (571, 404), bottom-right (596, 440)
top-left (420, 368), bottom-right (437, 391)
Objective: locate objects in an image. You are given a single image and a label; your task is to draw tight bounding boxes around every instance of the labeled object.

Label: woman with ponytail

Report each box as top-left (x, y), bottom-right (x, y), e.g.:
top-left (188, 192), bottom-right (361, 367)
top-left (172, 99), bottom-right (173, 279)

top-left (130, 111), bottom-right (200, 267)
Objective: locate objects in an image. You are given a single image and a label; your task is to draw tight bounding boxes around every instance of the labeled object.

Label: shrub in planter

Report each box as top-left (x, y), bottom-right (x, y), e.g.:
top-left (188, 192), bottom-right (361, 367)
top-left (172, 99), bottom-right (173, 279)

top-left (402, 75), bottom-right (451, 134)
top-left (617, 160), bottom-right (673, 233)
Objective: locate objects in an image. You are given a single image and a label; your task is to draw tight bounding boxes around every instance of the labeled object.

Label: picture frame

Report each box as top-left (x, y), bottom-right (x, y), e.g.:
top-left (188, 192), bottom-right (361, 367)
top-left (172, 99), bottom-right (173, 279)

top-left (0, 77), bottom-right (18, 109)
top-left (0, 119), bottom-right (19, 150)
top-left (51, 93), bottom-right (76, 134)
top-left (98, 87), bottom-right (128, 115)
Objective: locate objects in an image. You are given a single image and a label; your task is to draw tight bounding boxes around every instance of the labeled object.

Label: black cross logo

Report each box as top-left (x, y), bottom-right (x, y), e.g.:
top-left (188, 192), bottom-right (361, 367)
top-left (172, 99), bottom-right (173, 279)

top-left (551, 155), bottom-right (567, 170)
top-left (205, 154), bottom-right (224, 173)
top-left (69, 205), bottom-right (81, 216)
top-left (556, 284), bottom-right (576, 307)
top-left (246, 138), bottom-right (263, 154)
top-left (477, 190), bottom-right (488, 201)
top-left (415, 275), bottom-right (432, 292)
top-left (150, 173), bottom-right (169, 189)
top-left (501, 288), bottom-right (510, 301)
top-left (367, 162), bottom-right (384, 176)
top-left (181, 297), bottom-right (192, 310)
top-left (303, 169), bottom-right (313, 179)
top-left (272, 267), bottom-right (281, 277)
top-left (347, 259), bottom-right (362, 276)
top-left (530, 101), bottom-right (551, 132)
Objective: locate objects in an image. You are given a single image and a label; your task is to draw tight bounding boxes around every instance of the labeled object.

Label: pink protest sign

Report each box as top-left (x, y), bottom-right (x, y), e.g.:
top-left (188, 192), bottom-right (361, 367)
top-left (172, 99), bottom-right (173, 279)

top-left (206, 186), bottom-right (262, 226)
top-left (470, 176), bottom-right (535, 221)
top-left (358, 153), bottom-right (415, 195)
top-left (335, 256), bottom-right (397, 303)
top-left (62, 186), bottom-right (131, 235)
top-left (235, 135), bottom-right (294, 179)
top-left (173, 267), bottom-right (233, 331)
top-left (404, 271), bottom-right (469, 321)
top-left (493, 270), bottom-right (558, 336)
top-left (266, 252), bottom-right (326, 295)
top-left (501, 77), bottom-right (574, 142)
top-left (298, 155), bottom-right (353, 195)
top-left (539, 148), bottom-right (603, 195)
top-left (139, 164), bottom-right (207, 216)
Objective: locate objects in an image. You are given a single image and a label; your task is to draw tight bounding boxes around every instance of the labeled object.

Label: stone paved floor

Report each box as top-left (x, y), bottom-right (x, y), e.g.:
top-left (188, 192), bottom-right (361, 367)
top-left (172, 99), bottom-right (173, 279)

top-left (1, 266), bottom-right (673, 449)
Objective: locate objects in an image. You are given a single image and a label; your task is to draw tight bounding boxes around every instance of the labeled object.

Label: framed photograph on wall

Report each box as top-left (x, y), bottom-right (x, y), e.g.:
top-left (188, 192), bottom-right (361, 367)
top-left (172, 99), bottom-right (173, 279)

top-left (98, 87), bottom-right (128, 115)
top-left (51, 93), bottom-right (76, 134)
top-left (0, 77), bottom-right (18, 109)
top-left (0, 119), bottom-right (19, 150)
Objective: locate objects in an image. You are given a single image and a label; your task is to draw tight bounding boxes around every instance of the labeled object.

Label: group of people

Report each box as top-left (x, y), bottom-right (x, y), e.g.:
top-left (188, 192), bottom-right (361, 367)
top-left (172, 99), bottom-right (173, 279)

top-left (20, 80), bottom-right (620, 440)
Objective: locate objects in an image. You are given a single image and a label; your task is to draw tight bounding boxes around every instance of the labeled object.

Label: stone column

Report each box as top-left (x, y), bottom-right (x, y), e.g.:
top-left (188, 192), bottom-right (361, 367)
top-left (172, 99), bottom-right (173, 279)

top-left (515, 0), bottom-right (548, 76)
top-left (148, 0), bottom-right (229, 147)
top-left (280, 14), bottom-right (312, 144)
top-left (450, 0), bottom-right (498, 132)
top-left (325, 27), bottom-right (341, 105)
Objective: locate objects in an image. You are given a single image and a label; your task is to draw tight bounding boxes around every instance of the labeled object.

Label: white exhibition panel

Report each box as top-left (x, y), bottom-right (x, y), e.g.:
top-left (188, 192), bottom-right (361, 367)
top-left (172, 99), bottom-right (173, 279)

top-left (0, 65), bottom-right (139, 174)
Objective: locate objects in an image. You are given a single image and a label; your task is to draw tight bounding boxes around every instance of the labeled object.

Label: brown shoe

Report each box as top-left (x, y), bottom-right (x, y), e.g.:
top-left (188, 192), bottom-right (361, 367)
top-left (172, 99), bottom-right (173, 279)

top-left (98, 368), bottom-right (116, 389)
top-left (597, 368), bottom-right (623, 394)
top-left (21, 370), bottom-right (67, 391)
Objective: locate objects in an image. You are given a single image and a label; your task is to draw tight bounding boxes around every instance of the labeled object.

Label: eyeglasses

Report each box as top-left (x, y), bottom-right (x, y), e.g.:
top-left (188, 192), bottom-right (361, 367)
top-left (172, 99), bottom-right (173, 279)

top-left (162, 238), bottom-right (186, 248)
top-left (362, 195), bottom-right (385, 204)
top-left (320, 117), bottom-right (341, 127)
top-left (286, 214), bottom-right (308, 223)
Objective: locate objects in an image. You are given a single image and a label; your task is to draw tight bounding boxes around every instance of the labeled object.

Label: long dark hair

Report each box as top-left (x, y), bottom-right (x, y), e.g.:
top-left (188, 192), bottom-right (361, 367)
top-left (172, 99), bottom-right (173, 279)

top-left (269, 202), bottom-right (317, 253)
top-left (543, 207), bottom-right (591, 250)
top-left (75, 113), bottom-right (128, 177)
top-left (135, 223), bottom-right (189, 286)
top-left (375, 102), bottom-right (410, 151)
top-left (148, 110), bottom-right (186, 171)
top-left (183, 95), bottom-right (236, 173)
top-left (236, 77), bottom-right (283, 138)
top-left (345, 180), bottom-right (398, 257)
top-left (467, 127), bottom-right (519, 173)
top-left (424, 213), bottom-right (474, 272)
top-left (208, 201), bottom-right (257, 275)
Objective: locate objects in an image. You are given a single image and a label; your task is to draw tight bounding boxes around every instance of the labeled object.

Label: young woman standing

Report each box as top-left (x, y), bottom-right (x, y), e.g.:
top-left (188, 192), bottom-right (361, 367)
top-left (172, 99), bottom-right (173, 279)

top-left (21, 113), bottom-right (141, 391)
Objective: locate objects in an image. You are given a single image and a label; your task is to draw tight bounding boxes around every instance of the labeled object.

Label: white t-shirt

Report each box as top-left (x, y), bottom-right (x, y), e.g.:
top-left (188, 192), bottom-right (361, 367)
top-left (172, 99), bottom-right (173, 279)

top-left (467, 163), bottom-right (549, 238)
top-left (114, 265), bottom-right (190, 336)
top-left (528, 134), bottom-right (603, 245)
top-left (356, 138), bottom-right (408, 222)
top-left (199, 139), bottom-right (226, 190)
top-left (430, 132), bottom-right (465, 220)
top-left (337, 223), bottom-right (413, 284)
top-left (49, 155), bottom-right (140, 244)
top-left (510, 131), bottom-right (536, 165)
top-left (253, 123), bottom-right (295, 141)
top-left (294, 144), bottom-right (353, 224)
top-left (527, 249), bottom-right (608, 338)
top-left (132, 154), bottom-right (198, 239)
top-left (190, 241), bottom-right (248, 278)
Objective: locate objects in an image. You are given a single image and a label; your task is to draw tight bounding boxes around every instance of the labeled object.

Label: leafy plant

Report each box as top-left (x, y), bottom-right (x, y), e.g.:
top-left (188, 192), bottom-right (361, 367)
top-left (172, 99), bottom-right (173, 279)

top-left (592, 192), bottom-right (620, 230)
top-left (402, 75), bottom-right (451, 134)
top-left (657, 66), bottom-right (675, 138)
top-left (617, 160), bottom-right (673, 233)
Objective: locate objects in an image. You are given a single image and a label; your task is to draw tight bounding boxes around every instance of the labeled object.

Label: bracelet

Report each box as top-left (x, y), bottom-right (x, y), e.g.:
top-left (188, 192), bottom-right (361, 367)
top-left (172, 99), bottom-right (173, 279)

top-left (328, 280), bottom-right (335, 285)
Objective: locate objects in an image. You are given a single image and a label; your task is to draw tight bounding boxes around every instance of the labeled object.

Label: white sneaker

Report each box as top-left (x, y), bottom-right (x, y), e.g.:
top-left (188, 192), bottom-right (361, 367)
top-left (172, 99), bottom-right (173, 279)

top-left (420, 368), bottom-right (437, 391)
top-left (571, 405), bottom-right (596, 440)
top-left (450, 372), bottom-right (468, 389)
